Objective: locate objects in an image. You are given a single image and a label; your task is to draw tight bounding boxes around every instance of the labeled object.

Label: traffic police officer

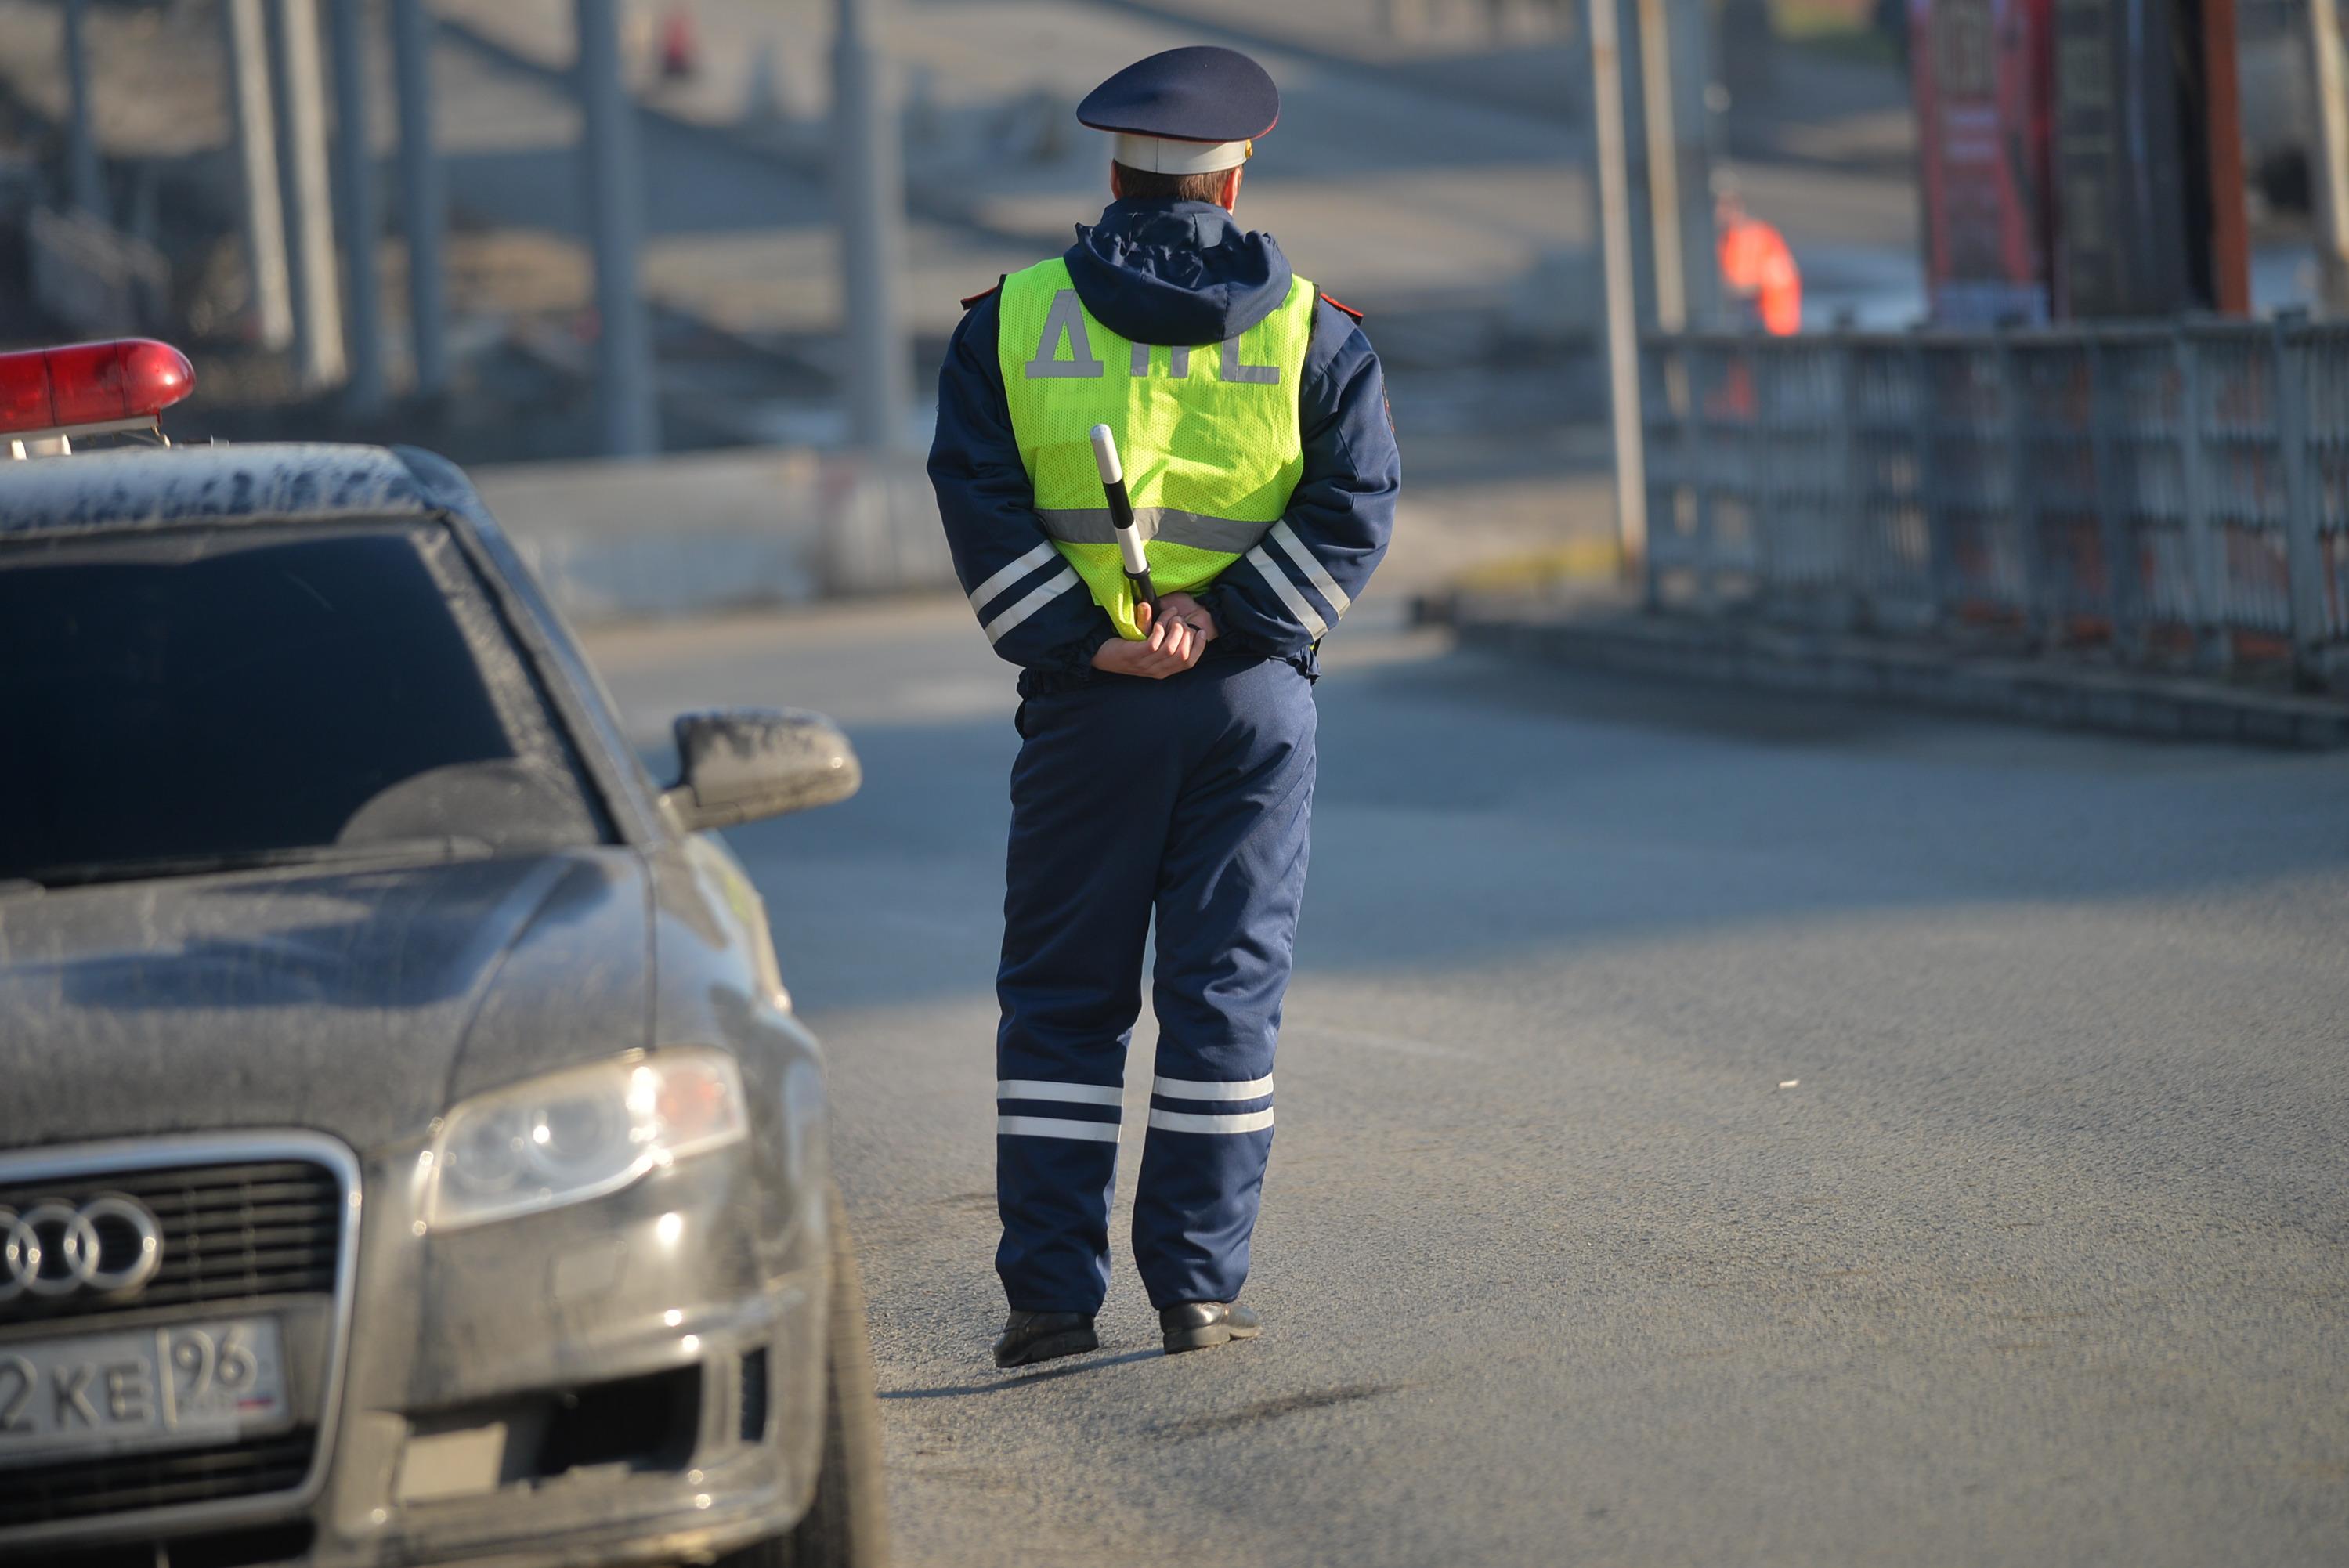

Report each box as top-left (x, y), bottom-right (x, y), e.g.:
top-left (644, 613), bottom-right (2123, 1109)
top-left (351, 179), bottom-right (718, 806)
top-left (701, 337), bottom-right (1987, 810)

top-left (927, 45), bottom-right (1402, 1367)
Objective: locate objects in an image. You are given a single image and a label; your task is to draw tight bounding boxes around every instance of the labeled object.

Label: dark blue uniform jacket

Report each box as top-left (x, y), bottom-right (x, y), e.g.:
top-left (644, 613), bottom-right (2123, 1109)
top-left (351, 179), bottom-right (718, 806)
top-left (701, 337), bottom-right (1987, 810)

top-left (927, 198), bottom-right (1401, 691)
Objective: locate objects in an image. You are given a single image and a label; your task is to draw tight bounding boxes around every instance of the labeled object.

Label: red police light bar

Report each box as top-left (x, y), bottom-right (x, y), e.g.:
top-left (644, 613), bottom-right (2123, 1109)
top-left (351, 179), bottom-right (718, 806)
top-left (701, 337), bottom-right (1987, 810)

top-left (0, 338), bottom-right (196, 441)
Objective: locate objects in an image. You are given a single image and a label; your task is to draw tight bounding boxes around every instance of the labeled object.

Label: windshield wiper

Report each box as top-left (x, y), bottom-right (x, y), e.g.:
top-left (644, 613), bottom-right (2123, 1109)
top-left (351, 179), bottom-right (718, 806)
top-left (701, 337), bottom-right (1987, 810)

top-left (17, 837), bottom-right (496, 891)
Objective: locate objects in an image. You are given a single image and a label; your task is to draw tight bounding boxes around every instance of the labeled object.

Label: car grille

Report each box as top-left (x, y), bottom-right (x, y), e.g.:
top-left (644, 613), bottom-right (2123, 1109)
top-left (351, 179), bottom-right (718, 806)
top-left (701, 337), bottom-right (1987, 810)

top-left (0, 1430), bottom-right (316, 1530)
top-left (0, 1160), bottom-right (342, 1327)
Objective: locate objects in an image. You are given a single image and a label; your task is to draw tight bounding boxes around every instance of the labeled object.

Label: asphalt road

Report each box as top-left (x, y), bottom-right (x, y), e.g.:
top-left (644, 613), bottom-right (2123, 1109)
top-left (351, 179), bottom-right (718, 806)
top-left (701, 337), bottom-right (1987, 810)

top-left (584, 599), bottom-right (2349, 1568)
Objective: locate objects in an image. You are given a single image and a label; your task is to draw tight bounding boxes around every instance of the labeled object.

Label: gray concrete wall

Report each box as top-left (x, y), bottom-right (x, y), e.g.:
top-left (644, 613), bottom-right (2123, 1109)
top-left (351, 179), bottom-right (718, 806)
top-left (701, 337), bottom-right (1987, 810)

top-left (472, 446), bottom-right (956, 623)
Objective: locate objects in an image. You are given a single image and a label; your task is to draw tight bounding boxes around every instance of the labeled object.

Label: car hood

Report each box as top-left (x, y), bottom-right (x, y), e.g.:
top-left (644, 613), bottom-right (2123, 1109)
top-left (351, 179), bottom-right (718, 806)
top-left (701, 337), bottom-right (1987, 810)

top-left (0, 848), bottom-right (652, 1152)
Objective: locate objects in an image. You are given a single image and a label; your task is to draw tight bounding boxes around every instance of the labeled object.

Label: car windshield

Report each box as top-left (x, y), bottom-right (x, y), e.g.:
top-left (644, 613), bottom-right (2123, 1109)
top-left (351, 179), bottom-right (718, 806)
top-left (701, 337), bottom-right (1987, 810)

top-left (0, 522), bottom-right (607, 886)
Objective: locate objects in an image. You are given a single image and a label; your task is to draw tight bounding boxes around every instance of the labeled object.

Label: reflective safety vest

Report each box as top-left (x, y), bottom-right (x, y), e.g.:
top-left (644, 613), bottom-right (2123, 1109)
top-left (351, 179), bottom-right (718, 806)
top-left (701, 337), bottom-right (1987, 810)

top-left (1719, 217), bottom-right (1802, 337)
top-left (997, 256), bottom-right (1316, 640)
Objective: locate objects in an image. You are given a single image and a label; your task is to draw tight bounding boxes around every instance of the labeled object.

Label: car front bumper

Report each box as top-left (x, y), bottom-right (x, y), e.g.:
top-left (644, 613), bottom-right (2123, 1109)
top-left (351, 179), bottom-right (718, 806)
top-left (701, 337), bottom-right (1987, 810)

top-left (12, 1125), bottom-right (830, 1568)
top-left (310, 1132), bottom-right (832, 1568)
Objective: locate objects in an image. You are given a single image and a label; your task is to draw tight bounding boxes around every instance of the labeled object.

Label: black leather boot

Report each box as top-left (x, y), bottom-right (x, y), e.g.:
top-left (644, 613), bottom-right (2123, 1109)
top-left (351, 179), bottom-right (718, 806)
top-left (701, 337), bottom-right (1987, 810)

top-left (993, 1310), bottom-right (1098, 1368)
top-left (1160, 1300), bottom-right (1263, 1354)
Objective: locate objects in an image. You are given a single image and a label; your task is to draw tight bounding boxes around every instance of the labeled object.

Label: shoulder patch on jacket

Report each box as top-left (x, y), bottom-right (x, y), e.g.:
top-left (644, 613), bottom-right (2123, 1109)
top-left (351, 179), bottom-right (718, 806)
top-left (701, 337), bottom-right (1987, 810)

top-left (959, 278), bottom-right (1005, 311)
top-left (1317, 291), bottom-right (1364, 323)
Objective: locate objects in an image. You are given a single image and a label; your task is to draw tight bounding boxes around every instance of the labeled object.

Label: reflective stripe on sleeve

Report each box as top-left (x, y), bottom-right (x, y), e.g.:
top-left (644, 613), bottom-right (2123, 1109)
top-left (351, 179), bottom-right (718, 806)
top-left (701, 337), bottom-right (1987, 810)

top-left (1269, 520), bottom-right (1352, 619)
top-left (1147, 1107), bottom-right (1276, 1135)
top-left (967, 540), bottom-right (1061, 616)
top-left (983, 565), bottom-right (1083, 644)
top-left (1150, 1075), bottom-right (1274, 1100)
top-left (997, 1115), bottom-right (1122, 1142)
top-left (997, 1080), bottom-right (1123, 1106)
top-left (1244, 544), bottom-right (1329, 639)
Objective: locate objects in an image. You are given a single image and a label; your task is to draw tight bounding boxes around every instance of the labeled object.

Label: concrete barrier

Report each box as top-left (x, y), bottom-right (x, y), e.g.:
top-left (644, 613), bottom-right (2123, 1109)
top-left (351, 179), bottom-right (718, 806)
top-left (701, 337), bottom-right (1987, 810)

top-left (469, 446), bottom-right (956, 623)
top-left (1420, 591), bottom-right (2349, 750)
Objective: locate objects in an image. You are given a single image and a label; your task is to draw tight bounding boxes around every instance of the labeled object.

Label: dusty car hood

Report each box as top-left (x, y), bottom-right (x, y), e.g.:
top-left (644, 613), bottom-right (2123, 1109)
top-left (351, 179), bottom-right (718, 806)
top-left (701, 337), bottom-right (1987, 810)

top-left (0, 848), bottom-right (652, 1152)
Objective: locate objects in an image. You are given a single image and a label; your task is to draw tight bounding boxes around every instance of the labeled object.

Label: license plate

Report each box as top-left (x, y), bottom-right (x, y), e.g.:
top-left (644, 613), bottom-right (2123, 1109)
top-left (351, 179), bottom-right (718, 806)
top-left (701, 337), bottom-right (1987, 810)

top-left (0, 1318), bottom-right (290, 1468)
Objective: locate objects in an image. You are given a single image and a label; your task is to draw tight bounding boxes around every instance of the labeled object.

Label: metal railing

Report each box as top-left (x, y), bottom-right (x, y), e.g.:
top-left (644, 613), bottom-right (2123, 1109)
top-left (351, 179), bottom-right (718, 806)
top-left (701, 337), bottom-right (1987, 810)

top-left (1639, 320), bottom-right (2349, 688)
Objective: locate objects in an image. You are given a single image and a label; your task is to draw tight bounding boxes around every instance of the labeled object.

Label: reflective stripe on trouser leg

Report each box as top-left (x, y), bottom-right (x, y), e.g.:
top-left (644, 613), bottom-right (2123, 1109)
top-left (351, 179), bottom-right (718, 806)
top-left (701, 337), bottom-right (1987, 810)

top-left (995, 1093), bottom-right (1122, 1316)
top-left (994, 677), bottom-right (1182, 1315)
top-left (1132, 656), bottom-right (1316, 1310)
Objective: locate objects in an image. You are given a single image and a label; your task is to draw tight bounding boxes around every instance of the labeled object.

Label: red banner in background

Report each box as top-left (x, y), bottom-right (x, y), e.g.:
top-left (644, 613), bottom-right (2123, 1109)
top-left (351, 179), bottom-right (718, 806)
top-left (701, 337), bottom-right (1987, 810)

top-left (1911, 0), bottom-right (2054, 325)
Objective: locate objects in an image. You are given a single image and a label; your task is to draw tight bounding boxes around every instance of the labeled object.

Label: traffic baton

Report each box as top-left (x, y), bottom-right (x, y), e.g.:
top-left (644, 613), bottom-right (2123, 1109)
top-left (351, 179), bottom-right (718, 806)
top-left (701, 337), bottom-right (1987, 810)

top-left (1088, 423), bottom-right (1158, 621)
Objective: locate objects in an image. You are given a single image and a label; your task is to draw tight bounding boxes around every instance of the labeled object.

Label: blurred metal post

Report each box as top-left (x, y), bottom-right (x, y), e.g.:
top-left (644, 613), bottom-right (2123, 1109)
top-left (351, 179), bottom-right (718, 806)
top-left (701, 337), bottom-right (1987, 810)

top-left (2307, 0), bottom-right (2349, 313)
top-left (2000, 337), bottom-right (2047, 645)
top-left (266, 0), bottom-right (346, 388)
top-left (1611, 0), bottom-right (1657, 331)
top-left (1634, 0), bottom-right (1685, 331)
top-left (1836, 340), bottom-right (1870, 627)
top-left (1908, 340), bottom-right (1952, 628)
top-left (1588, 0), bottom-right (1647, 562)
top-left (329, 0), bottom-right (385, 415)
top-left (222, 0), bottom-right (294, 351)
top-left (1628, 0), bottom-right (1720, 330)
top-left (1645, 339), bottom-right (1674, 610)
top-left (833, 0), bottom-right (912, 450)
top-left (2083, 338), bottom-right (2137, 656)
top-left (2274, 322), bottom-right (2326, 676)
top-left (1689, 341), bottom-right (1719, 612)
top-left (577, 0), bottom-right (660, 456)
top-left (391, 0), bottom-right (449, 397)
top-left (2173, 331), bottom-right (2228, 670)
top-left (1666, 0), bottom-right (1719, 326)
top-left (62, 0), bottom-right (106, 222)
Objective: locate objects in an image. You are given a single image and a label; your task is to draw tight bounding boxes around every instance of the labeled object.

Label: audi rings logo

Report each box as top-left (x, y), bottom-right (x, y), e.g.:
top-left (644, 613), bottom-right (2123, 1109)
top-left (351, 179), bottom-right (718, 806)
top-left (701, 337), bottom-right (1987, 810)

top-left (0, 1196), bottom-right (164, 1302)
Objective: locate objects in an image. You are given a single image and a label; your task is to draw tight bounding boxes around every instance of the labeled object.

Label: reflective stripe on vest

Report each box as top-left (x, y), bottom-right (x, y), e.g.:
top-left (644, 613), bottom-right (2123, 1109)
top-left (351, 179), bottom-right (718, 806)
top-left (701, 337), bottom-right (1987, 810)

top-left (996, 256), bottom-right (1314, 640)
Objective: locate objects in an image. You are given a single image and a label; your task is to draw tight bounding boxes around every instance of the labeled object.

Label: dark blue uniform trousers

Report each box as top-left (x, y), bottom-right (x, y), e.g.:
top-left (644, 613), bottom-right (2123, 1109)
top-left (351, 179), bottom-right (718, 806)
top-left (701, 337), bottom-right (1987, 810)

top-left (995, 650), bottom-right (1314, 1314)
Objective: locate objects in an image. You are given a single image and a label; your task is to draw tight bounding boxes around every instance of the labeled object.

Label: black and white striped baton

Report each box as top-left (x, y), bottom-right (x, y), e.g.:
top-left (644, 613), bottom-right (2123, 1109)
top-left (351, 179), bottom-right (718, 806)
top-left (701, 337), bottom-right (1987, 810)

top-left (1088, 423), bottom-right (1159, 620)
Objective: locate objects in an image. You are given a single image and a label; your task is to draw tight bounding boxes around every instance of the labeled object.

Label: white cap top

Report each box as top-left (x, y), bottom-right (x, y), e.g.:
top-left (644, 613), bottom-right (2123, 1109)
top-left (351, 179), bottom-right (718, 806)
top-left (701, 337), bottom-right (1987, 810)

top-left (1112, 132), bottom-right (1251, 175)
top-left (1088, 423), bottom-right (1123, 486)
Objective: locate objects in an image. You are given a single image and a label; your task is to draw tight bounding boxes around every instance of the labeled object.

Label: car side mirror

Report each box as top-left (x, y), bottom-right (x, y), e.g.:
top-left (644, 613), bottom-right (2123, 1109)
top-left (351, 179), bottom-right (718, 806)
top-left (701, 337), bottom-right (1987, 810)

top-left (661, 709), bottom-right (861, 831)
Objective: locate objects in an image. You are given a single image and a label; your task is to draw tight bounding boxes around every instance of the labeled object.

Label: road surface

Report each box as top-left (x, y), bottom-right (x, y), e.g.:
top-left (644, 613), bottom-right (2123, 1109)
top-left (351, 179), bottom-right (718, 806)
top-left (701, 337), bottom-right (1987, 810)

top-left (584, 598), bottom-right (2349, 1568)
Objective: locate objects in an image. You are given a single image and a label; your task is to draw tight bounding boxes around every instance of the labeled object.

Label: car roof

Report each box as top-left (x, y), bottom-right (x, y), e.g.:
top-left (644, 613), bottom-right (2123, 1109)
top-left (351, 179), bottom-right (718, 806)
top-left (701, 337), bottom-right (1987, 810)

top-left (0, 443), bottom-right (442, 537)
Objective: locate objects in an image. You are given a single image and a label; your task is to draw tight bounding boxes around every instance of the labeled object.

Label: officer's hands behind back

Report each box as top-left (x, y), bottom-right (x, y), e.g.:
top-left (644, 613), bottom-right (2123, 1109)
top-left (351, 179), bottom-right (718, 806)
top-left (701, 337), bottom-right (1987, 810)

top-left (1158, 592), bottom-right (1217, 643)
top-left (1093, 600), bottom-right (1210, 680)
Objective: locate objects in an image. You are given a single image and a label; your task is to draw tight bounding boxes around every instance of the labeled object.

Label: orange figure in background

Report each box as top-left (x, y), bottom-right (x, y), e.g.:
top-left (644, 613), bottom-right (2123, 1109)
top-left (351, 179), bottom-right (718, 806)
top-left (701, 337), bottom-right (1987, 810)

top-left (1717, 187), bottom-right (1802, 336)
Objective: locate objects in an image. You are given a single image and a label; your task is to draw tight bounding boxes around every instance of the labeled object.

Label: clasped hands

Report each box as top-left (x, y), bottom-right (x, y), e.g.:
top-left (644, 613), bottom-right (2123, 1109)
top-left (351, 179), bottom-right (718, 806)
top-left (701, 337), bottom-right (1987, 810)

top-left (1091, 593), bottom-right (1216, 679)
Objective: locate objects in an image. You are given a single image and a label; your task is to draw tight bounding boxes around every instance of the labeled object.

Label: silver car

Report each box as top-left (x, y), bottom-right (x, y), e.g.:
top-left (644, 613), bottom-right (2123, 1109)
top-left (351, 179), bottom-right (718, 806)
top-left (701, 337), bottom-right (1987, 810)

top-left (0, 439), bottom-right (884, 1568)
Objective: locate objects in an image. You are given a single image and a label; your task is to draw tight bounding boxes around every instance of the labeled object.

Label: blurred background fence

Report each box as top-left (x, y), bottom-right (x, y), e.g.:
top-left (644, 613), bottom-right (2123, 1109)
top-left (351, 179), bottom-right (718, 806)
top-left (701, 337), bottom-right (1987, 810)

top-left (1641, 320), bottom-right (2349, 688)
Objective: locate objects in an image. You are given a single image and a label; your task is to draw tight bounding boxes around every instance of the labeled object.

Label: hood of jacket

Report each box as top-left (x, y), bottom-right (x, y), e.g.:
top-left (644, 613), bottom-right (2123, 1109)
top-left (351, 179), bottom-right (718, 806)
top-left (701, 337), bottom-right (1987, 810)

top-left (1063, 198), bottom-right (1294, 349)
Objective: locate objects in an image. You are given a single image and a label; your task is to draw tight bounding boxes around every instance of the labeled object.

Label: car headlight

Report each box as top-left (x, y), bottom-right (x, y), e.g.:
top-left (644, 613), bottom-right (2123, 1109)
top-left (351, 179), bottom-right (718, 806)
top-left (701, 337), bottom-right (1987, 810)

top-left (423, 1051), bottom-right (748, 1231)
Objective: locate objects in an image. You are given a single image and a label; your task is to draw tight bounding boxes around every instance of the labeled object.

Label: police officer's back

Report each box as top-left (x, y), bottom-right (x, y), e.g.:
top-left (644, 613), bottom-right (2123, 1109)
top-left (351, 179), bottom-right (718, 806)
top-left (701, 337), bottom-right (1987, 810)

top-left (927, 46), bottom-right (1401, 1368)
